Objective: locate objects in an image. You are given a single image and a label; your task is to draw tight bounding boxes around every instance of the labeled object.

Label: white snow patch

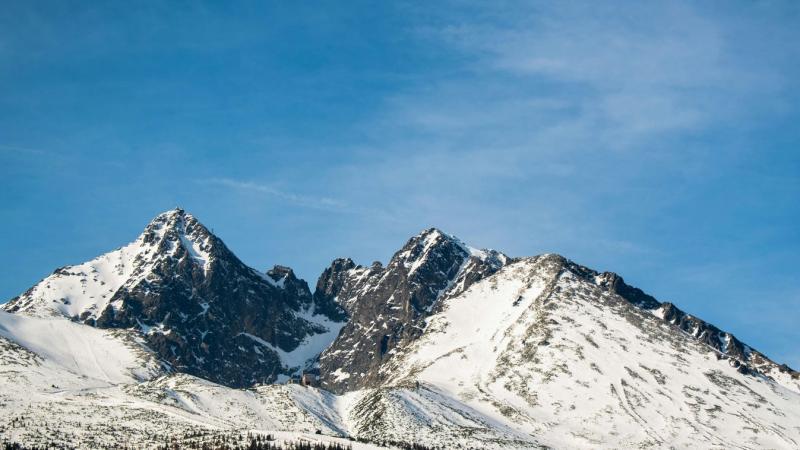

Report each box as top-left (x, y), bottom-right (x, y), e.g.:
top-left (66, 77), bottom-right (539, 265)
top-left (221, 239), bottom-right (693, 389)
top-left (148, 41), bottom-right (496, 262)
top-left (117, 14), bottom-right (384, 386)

top-left (0, 311), bottom-right (160, 384)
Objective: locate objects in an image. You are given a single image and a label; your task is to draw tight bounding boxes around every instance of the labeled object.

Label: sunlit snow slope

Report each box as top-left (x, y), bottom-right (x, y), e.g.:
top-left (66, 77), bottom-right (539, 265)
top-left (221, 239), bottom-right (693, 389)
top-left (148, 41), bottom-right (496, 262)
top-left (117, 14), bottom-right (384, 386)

top-left (372, 255), bottom-right (800, 448)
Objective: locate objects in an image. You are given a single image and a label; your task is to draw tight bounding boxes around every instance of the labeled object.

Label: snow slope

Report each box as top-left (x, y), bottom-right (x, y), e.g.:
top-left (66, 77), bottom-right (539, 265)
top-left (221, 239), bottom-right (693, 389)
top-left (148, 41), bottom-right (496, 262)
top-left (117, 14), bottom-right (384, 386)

top-left (0, 345), bottom-right (381, 449)
top-left (378, 255), bottom-right (800, 448)
top-left (0, 310), bottom-right (162, 384)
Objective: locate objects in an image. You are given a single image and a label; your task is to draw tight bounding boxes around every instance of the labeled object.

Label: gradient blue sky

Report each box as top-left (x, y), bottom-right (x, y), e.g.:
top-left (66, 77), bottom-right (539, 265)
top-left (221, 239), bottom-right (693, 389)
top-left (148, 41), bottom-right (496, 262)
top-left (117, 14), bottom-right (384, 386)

top-left (1, 1), bottom-right (798, 367)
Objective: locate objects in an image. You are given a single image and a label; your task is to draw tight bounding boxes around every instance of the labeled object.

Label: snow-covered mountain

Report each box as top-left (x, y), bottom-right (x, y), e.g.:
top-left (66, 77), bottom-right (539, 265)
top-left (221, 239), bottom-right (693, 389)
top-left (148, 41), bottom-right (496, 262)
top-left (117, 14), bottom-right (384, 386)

top-left (315, 228), bottom-right (510, 392)
top-left (362, 255), bottom-right (800, 448)
top-left (3, 208), bottom-right (344, 387)
top-left (1, 209), bottom-right (798, 449)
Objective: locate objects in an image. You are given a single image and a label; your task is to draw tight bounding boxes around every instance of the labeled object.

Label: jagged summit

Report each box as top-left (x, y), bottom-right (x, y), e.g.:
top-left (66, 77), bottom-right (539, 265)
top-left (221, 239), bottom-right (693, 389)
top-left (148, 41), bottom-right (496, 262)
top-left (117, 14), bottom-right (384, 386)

top-left (5, 208), bottom-right (227, 319)
top-left (315, 226), bottom-right (512, 392)
top-left (3, 208), bottom-right (344, 387)
top-left (398, 227), bottom-right (508, 269)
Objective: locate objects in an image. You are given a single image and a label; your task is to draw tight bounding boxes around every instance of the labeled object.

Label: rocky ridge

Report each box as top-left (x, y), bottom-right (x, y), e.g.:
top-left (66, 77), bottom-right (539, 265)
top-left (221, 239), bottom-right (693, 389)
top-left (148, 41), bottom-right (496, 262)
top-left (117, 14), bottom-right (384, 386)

top-left (2, 209), bottom-right (799, 449)
top-left (3, 209), bottom-right (343, 387)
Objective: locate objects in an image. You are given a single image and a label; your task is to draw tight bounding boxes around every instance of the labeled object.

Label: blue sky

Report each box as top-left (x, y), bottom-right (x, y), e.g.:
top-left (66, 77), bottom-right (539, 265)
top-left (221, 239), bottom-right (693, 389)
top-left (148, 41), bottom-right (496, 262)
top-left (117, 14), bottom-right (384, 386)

top-left (1, 1), bottom-right (798, 367)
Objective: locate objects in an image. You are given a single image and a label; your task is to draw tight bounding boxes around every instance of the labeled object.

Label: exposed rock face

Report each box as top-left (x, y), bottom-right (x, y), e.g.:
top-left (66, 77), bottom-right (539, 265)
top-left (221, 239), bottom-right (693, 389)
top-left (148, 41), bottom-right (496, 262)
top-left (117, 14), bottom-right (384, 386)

top-left (3, 209), bottom-right (340, 387)
top-left (315, 228), bottom-right (510, 393)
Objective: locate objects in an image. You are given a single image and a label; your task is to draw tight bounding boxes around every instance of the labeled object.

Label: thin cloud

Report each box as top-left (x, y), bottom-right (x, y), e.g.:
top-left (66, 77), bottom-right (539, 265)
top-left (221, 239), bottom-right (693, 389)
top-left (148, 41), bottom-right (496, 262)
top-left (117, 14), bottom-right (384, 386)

top-left (208, 178), bottom-right (347, 211)
top-left (0, 144), bottom-right (51, 155)
top-left (412, 1), bottom-right (794, 150)
top-left (325, 0), bottom-right (799, 252)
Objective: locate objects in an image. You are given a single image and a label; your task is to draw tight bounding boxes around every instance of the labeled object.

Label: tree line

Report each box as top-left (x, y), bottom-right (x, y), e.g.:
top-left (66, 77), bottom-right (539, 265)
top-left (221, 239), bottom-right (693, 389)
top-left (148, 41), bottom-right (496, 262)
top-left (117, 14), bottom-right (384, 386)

top-left (4, 434), bottom-right (443, 450)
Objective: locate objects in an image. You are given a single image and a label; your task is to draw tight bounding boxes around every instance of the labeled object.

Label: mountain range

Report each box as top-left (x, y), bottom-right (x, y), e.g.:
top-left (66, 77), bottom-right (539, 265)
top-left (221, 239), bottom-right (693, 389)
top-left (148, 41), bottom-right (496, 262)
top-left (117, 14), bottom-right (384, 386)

top-left (1, 208), bottom-right (798, 449)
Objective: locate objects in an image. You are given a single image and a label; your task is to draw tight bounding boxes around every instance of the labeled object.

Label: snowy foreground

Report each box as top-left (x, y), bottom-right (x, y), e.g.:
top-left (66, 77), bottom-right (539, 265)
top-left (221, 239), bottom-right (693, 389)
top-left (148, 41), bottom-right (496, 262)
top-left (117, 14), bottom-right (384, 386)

top-left (2, 258), bottom-right (799, 449)
top-left (0, 310), bottom-right (381, 448)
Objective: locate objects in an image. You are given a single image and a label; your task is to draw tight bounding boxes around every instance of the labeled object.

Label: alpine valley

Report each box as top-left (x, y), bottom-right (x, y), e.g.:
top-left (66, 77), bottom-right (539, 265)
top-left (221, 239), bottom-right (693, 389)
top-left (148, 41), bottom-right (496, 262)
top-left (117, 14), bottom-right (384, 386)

top-left (1, 209), bottom-right (798, 449)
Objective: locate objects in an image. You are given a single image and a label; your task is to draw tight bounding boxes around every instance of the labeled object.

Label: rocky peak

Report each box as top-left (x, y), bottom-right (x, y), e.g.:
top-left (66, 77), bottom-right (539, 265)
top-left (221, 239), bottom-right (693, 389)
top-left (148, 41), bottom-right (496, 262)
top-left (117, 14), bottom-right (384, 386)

top-left (266, 264), bottom-right (294, 281)
top-left (4, 209), bottom-right (340, 388)
top-left (388, 228), bottom-right (473, 312)
top-left (392, 228), bottom-right (465, 267)
top-left (312, 258), bottom-right (359, 321)
top-left (266, 264), bottom-right (310, 293)
top-left (265, 264), bottom-right (315, 315)
top-left (141, 208), bottom-right (227, 271)
top-left (316, 227), bottom-right (511, 393)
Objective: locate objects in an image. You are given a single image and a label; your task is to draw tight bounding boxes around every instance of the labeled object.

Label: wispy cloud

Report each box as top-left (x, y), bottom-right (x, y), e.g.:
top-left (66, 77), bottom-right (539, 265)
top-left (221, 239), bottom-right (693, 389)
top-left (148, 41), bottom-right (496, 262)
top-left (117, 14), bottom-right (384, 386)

top-left (207, 178), bottom-right (347, 211)
top-left (409, 1), bottom-right (793, 151)
top-left (0, 144), bottom-right (51, 156)
top-left (320, 0), bottom-right (799, 252)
